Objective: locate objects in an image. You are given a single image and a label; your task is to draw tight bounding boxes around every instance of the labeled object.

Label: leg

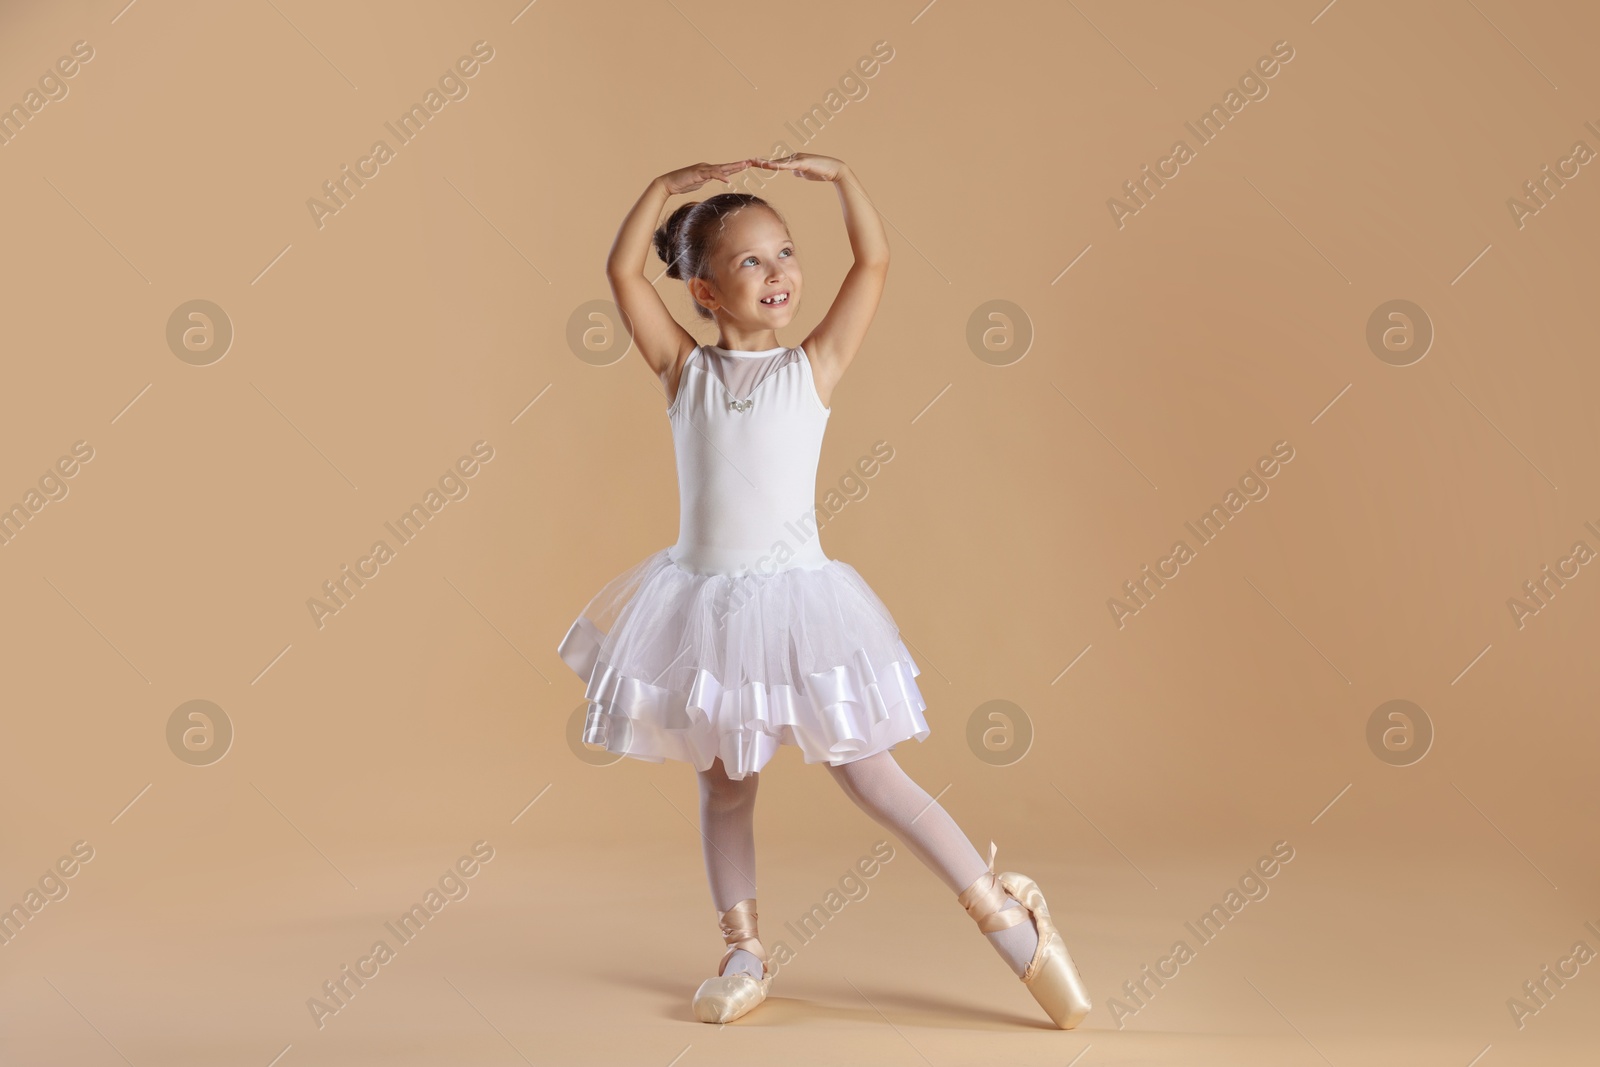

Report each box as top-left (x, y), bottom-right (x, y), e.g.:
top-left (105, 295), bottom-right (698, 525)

top-left (826, 750), bottom-right (1041, 976)
top-left (697, 756), bottom-right (764, 978)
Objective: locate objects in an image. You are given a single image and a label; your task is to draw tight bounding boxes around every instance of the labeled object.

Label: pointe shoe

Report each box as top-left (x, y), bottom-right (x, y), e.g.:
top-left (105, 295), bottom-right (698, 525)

top-left (957, 840), bottom-right (1093, 1029)
top-left (691, 898), bottom-right (774, 1023)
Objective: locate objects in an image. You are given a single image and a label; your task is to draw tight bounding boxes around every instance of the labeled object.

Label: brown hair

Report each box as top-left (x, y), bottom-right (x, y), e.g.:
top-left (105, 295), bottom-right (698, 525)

top-left (653, 193), bottom-right (784, 320)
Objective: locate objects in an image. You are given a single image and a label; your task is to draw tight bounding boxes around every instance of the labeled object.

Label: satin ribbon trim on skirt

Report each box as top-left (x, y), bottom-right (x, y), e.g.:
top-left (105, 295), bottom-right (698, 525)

top-left (558, 616), bottom-right (929, 779)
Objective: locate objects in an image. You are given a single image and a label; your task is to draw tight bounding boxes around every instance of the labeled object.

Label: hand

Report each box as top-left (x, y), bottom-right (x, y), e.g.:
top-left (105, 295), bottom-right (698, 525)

top-left (658, 160), bottom-right (754, 196)
top-left (749, 152), bottom-right (847, 182)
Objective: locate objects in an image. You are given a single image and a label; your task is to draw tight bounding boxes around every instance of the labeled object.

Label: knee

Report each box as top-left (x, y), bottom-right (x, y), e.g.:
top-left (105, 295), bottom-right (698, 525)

top-left (824, 761), bottom-right (856, 799)
top-left (829, 750), bottom-right (894, 808)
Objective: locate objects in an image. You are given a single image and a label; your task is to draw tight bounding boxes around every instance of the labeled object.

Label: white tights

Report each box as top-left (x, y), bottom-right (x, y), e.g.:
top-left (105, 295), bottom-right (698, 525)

top-left (696, 749), bottom-right (1040, 979)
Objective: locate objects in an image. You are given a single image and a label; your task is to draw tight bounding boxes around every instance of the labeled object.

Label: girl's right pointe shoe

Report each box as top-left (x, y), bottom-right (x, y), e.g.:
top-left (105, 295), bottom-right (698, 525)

top-left (692, 898), bottom-right (774, 1024)
top-left (958, 841), bottom-right (1093, 1029)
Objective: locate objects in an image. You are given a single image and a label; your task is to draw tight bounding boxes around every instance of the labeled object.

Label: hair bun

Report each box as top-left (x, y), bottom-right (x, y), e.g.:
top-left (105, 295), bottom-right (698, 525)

top-left (654, 201), bottom-right (698, 279)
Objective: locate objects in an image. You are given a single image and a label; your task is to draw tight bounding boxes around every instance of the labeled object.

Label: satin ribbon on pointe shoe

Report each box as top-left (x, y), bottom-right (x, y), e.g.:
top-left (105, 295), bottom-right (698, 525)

top-left (957, 840), bottom-right (1094, 1030)
top-left (714, 899), bottom-right (771, 979)
top-left (693, 899), bottom-right (774, 1024)
top-left (957, 840), bottom-right (1032, 933)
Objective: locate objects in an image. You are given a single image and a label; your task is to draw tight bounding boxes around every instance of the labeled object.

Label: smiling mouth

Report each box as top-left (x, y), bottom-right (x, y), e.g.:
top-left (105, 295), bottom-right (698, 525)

top-left (760, 292), bottom-right (790, 307)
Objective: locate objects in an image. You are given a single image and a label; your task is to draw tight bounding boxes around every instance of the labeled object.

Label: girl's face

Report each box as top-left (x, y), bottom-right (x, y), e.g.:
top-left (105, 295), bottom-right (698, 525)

top-left (695, 207), bottom-right (801, 331)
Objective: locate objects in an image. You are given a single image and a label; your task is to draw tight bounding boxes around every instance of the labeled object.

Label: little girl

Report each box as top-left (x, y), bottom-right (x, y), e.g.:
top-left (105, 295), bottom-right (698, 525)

top-left (557, 154), bottom-right (1091, 1028)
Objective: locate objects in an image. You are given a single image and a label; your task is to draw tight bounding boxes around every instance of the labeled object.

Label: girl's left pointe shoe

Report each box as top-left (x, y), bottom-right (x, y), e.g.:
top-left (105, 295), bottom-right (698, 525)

top-left (958, 841), bottom-right (1093, 1030)
top-left (692, 898), bottom-right (774, 1024)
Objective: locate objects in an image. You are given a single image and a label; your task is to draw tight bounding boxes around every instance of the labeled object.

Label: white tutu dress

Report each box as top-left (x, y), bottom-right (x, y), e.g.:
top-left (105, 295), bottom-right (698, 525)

top-left (556, 343), bottom-right (929, 780)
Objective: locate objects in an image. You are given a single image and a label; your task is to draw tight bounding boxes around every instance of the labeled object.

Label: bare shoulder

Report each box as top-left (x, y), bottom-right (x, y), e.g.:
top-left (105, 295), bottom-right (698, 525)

top-left (662, 336), bottom-right (701, 406)
top-left (799, 335), bottom-right (843, 408)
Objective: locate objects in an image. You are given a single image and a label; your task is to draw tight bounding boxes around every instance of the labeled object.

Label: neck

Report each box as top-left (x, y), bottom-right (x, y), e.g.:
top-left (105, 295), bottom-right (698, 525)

top-left (715, 324), bottom-right (780, 351)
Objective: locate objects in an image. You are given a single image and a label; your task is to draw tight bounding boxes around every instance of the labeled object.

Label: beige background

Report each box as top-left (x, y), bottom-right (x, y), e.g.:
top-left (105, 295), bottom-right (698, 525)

top-left (2, 0), bottom-right (1598, 1063)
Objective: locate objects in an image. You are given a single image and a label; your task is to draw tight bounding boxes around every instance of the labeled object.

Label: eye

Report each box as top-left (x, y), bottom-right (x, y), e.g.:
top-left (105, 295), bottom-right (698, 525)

top-left (743, 248), bottom-right (793, 267)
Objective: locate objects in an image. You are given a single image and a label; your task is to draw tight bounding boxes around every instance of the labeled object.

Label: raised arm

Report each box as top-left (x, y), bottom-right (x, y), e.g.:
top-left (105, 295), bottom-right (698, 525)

top-left (605, 162), bottom-right (750, 389)
top-left (755, 154), bottom-right (889, 399)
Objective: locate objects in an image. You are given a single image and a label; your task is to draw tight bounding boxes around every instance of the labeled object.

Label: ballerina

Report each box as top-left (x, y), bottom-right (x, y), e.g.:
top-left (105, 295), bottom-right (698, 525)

top-left (557, 154), bottom-right (1091, 1028)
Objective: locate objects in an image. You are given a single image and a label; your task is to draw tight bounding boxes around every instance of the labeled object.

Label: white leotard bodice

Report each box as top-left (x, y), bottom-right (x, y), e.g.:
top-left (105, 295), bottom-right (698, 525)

top-left (666, 343), bottom-right (832, 577)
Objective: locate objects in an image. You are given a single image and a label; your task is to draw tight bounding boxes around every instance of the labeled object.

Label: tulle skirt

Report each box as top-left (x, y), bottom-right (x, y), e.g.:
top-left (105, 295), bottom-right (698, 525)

top-left (556, 547), bottom-right (930, 780)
